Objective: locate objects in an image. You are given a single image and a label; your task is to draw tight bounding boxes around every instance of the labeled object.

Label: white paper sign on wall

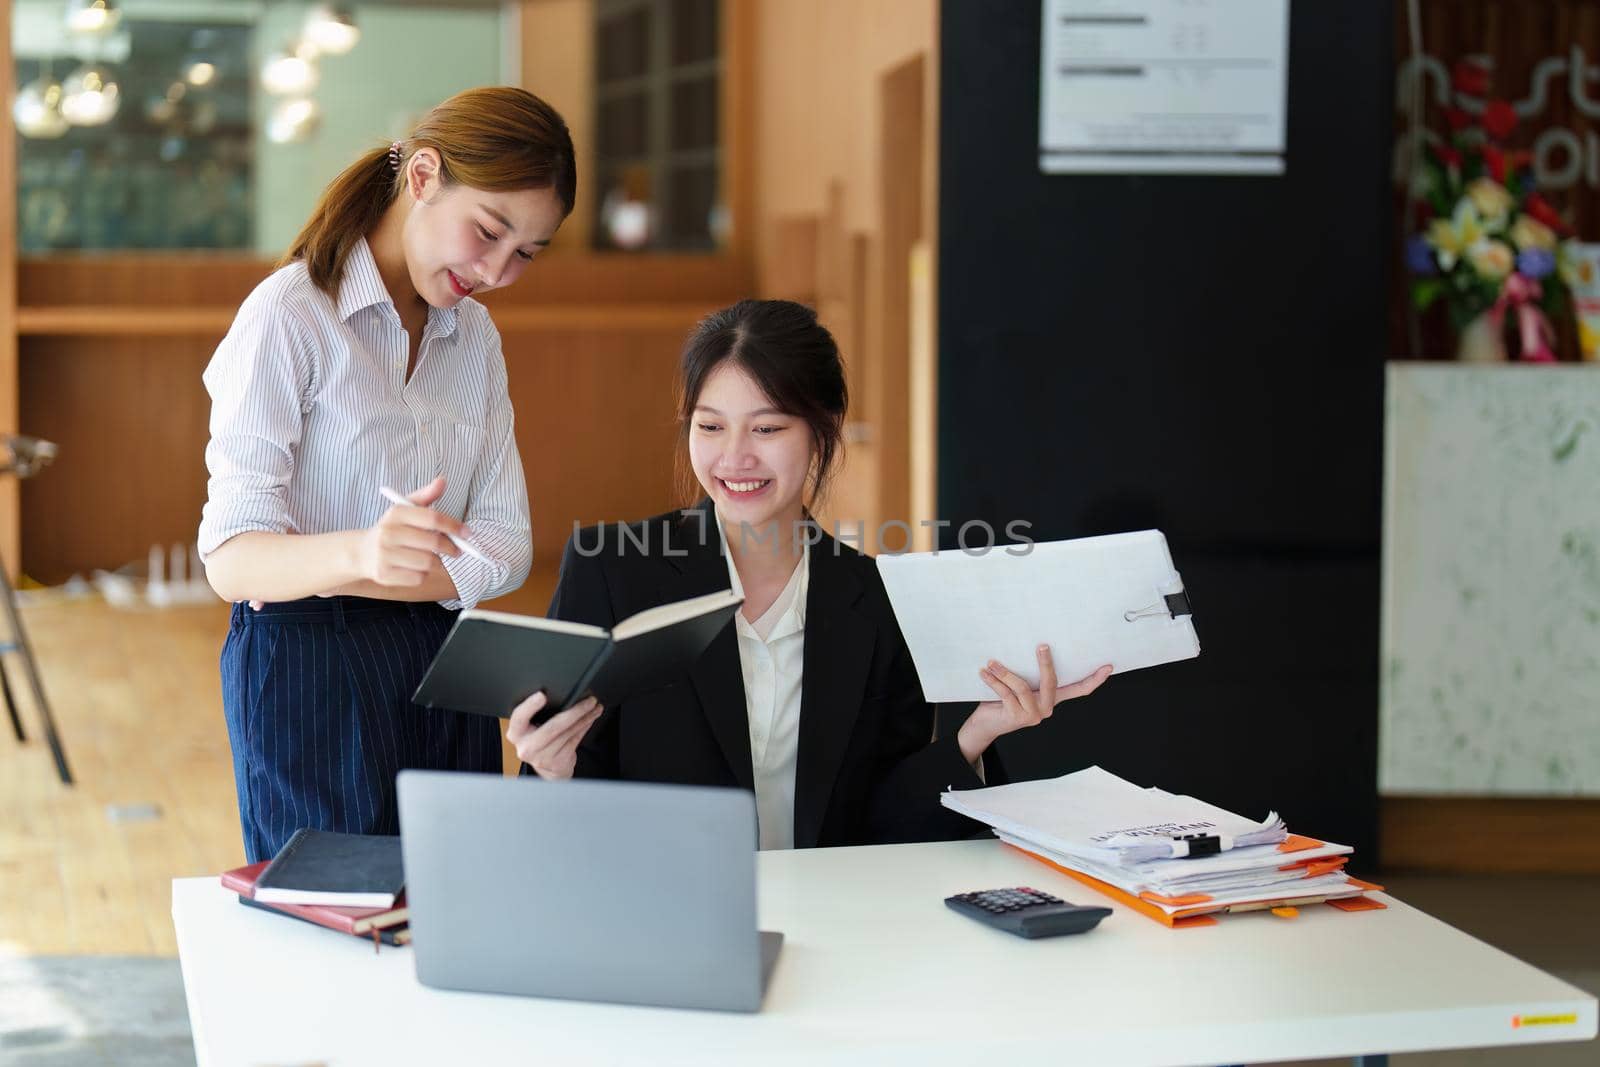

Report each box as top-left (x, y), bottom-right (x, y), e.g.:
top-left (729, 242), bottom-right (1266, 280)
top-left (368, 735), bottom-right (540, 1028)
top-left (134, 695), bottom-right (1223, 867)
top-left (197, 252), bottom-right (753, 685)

top-left (1039, 0), bottom-right (1291, 175)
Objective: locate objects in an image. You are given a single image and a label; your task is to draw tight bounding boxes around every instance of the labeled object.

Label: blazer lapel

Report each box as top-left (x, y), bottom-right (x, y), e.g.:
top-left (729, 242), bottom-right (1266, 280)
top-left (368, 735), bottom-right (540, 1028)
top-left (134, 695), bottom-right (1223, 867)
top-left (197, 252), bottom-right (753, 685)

top-left (793, 532), bottom-right (876, 849)
top-left (664, 500), bottom-right (754, 792)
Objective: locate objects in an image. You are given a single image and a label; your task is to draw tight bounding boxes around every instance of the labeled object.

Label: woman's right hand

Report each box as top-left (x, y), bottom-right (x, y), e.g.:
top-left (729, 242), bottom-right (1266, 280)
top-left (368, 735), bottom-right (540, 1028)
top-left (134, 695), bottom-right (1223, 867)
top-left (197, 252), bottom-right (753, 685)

top-left (356, 476), bottom-right (463, 586)
top-left (506, 692), bottom-right (605, 779)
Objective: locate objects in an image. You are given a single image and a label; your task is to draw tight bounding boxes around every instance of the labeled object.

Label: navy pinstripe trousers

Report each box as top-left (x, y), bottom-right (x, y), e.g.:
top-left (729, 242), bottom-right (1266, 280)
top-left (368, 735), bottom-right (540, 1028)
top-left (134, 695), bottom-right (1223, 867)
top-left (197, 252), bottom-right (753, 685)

top-left (220, 596), bottom-right (501, 863)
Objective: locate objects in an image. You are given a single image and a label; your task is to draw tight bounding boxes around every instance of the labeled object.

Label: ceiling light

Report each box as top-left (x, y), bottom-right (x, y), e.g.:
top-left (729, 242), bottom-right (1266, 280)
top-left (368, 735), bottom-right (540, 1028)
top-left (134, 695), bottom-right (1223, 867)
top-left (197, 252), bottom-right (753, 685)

top-left (14, 75), bottom-right (70, 139)
top-left (60, 63), bottom-right (120, 126)
top-left (64, 0), bottom-right (121, 36)
top-left (184, 60), bottom-right (216, 87)
top-left (267, 97), bottom-right (321, 144)
top-left (304, 6), bottom-right (360, 56)
top-left (261, 44), bottom-right (318, 95)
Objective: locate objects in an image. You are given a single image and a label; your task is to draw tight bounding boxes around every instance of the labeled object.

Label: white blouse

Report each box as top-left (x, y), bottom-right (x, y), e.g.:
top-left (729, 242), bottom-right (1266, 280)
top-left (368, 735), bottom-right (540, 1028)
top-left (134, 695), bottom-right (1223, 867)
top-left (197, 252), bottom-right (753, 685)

top-left (198, 237), bottom-right (532, 609)
top-left (722, 538), bottom-right (809, 851)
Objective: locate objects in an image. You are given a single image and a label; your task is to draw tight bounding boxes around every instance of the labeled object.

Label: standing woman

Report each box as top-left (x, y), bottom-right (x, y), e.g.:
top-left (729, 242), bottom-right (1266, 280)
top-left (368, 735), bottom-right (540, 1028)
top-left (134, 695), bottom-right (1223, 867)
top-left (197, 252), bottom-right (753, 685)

top-left (200, 87), bottom-right (575, 862)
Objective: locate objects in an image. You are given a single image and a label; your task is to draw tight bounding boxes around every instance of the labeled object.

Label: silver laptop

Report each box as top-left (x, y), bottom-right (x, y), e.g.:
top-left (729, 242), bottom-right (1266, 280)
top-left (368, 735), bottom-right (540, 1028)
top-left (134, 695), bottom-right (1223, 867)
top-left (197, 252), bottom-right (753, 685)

top-left (397, 771), bottom-right (784, 1013)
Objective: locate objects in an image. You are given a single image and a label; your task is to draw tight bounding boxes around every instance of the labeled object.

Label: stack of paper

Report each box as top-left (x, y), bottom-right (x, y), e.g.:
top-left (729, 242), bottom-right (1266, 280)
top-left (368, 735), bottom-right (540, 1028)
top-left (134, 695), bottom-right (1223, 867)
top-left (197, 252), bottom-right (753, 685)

top-left (942, 766), bottom-right (1384, 928)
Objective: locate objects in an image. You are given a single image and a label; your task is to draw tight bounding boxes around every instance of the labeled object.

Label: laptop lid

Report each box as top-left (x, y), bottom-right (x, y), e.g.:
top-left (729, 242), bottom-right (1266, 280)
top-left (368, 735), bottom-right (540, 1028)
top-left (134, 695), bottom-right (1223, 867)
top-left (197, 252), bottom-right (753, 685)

top-left (397, 771), bottom-right (776, 1013)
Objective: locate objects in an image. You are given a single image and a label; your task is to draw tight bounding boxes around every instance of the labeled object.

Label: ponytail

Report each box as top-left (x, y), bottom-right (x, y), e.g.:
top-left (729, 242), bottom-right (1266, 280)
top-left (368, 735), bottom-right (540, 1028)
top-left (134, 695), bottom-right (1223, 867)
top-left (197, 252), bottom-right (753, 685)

top-left (280, 145), bottom-right (399, 297)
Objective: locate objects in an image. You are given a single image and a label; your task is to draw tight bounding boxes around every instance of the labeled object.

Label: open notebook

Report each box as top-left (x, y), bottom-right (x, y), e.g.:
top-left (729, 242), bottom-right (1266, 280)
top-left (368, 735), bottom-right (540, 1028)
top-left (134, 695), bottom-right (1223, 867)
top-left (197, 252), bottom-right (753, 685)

top-left (412, 589), bottom-right (742, 722)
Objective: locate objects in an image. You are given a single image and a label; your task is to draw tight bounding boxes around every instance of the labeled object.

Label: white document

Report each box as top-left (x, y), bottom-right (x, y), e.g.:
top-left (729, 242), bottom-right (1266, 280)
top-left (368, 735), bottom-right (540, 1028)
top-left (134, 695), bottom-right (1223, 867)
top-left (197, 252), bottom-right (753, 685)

top-left (877, 529), bottom-right (1199, 704)
top-left (940, 766), bottom-right (1282, 867)
top-left (1005, 833), bottom-right (1364, 916)
top-left (997, 832), bottom-right (1352, 897)
top-left (1039, 0), bottom-right (1291, 175)
top-left (1107, 836), bottom-right (1350, 885)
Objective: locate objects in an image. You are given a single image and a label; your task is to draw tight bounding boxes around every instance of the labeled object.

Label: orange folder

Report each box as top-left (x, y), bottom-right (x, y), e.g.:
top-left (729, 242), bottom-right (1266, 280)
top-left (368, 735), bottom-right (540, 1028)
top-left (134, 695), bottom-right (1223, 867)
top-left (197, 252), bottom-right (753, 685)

top-left (1003, 842), bottom-right (1387, 929)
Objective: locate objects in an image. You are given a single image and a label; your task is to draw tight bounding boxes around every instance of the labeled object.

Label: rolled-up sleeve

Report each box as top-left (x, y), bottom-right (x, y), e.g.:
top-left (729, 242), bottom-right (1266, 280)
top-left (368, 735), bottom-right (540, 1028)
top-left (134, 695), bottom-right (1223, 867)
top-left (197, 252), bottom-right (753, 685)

top-left (197, 295), bottom-right (316, 559)
top-left (439, 321), bottom-right (531, 609)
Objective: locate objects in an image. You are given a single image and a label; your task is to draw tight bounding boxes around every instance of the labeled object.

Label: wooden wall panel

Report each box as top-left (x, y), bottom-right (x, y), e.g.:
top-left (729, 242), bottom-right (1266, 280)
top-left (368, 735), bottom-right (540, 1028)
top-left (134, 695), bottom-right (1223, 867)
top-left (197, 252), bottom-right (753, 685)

top-left (752, 0), bottom-right (935, 285)
top-left (1381, 796), bottom-right (1600, 874)
top-left (496, 325), bottom-right (693, 615)
top-left (13, 251), bottom-right (747, 590)
top-left (766, 216), bottom-right (821, 304)
top-left (723, 0), bottom-right (757, 263)
top-left (1, 0), bottom-right (19, 574)
top-left (518, 0), bottom-right (596, 252)
top-left (19, 252), bottom-right (749, 310)
top-left (750, 1), bottom-right (937, 543)
top-left (873, 54), bottom-right (925, 533)
top-left (15, 309), bottom-right (723, 610)
top-left (16, 257), bottom-right (268, 309)
top-left (19, 338), bottom-right (216, 585)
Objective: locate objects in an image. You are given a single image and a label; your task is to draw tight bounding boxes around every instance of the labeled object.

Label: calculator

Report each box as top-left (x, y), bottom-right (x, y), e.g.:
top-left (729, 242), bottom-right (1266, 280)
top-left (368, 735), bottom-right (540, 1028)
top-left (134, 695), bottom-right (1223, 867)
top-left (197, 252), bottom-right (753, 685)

top-left (944, 887), bottom-right (1111, 939)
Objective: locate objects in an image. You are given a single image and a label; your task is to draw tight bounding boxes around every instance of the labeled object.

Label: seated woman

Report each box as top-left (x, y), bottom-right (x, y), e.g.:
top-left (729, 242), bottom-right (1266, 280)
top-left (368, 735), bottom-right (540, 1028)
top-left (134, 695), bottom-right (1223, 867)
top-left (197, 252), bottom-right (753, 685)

top-left (506, 299), bottom-right (1110, 847)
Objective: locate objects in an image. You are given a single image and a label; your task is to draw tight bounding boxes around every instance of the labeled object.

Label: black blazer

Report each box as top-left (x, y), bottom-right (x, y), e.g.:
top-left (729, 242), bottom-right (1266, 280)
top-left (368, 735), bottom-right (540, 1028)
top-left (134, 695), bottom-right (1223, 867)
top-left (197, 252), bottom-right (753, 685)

top-left (533, 499), bottom-right (992, 847)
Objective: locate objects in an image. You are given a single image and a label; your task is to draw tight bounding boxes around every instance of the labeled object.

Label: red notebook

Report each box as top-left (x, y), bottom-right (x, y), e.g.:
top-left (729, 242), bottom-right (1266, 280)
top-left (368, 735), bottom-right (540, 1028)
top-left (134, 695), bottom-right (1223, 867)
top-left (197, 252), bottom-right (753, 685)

top-left (222, 861), bottom-right (409, 940)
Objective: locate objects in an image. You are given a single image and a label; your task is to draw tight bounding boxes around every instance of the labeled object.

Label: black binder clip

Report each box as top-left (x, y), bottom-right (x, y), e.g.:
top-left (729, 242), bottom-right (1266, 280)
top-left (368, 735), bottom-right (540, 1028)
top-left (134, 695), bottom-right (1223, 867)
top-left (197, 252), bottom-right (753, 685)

top-left (1174, 833), bottom-right (1221, 859)
top-left (1124, 580), bottom-right (1193, 622)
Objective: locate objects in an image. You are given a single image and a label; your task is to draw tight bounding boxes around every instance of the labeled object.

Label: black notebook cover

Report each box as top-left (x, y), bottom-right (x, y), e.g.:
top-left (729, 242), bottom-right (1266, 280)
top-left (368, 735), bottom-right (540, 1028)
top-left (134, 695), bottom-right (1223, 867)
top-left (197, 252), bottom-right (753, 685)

top-left (411, 593), bottom-right (741, 721)
top-left (253, 829), bottom-right (405, 906)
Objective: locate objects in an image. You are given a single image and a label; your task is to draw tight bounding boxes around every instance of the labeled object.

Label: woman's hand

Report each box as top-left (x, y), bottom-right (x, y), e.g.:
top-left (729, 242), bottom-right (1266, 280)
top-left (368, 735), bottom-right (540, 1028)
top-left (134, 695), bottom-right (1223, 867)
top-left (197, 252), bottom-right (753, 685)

top-left (956, 645), bottom-right (1112, 765)
top-left (506, 691), bottom-right (605, 779)
top-left (355, 476), bottom-right (463, 587)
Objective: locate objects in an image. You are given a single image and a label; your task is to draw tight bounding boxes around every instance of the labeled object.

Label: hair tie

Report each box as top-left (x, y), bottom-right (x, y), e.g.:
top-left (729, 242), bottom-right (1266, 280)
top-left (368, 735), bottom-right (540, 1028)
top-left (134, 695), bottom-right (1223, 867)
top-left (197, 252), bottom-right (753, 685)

top-left (388, 141), bottom-right (403, 172)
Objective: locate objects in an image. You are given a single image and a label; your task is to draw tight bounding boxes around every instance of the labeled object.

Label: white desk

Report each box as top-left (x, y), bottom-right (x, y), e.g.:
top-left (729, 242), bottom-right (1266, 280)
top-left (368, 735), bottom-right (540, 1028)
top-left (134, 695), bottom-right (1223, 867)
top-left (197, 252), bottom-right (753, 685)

top-left (173, 839), bottom-right (1596, 1066)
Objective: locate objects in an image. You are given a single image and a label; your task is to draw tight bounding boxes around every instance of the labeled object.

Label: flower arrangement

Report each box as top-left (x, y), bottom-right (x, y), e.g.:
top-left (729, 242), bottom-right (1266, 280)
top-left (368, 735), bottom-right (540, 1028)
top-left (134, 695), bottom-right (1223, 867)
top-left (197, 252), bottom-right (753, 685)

top-left (1407, 60), bottom-right (1576, 361)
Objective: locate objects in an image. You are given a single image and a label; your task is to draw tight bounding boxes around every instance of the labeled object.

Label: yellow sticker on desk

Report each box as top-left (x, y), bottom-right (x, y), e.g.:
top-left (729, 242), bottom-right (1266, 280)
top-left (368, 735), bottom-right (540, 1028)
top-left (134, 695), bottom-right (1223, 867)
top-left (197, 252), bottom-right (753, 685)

top-left (1512, 1013), bottom-right (1578, 1028)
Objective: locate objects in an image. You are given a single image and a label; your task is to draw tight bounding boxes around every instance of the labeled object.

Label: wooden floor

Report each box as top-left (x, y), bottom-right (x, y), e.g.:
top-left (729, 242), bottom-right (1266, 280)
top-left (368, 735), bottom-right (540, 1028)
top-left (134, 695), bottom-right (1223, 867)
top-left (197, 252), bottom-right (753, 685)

top-left (0, 583), bottom-right (556, 958)
top-left (1, 596), bottom-right (241, 955)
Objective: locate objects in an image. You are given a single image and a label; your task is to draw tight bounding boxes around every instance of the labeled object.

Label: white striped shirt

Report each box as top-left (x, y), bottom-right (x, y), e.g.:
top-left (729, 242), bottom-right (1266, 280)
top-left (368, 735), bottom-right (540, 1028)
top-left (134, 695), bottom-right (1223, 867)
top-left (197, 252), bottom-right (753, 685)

top-left (199, 237), bottom-right (532, 610)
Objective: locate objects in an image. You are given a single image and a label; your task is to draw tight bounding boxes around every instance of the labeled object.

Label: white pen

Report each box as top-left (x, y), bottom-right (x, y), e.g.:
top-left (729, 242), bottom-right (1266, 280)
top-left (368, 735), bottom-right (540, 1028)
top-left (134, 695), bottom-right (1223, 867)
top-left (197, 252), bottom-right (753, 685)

top-left (378, 486), bottom-right (493, 565)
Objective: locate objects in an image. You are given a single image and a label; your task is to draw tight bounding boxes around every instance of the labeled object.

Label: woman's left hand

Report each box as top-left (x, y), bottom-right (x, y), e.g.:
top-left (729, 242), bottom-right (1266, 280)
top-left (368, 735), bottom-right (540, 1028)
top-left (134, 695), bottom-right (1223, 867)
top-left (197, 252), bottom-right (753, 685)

top-left (956, 645), bottom-right (1112, 765)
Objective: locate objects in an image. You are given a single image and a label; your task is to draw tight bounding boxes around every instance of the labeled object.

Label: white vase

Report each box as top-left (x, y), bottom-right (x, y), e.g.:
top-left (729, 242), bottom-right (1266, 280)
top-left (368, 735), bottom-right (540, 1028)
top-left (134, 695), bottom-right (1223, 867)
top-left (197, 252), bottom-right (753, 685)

top-left (1456, 312), bottom-right (1506, 362)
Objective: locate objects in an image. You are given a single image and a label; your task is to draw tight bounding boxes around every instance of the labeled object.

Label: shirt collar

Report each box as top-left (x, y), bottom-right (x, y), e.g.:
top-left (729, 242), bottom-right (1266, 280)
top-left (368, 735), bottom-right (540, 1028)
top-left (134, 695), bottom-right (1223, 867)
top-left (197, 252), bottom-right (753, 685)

top-left (719, 517), bottom-right (809, 641)
top-left (335, 236), bottom-right (460, 338)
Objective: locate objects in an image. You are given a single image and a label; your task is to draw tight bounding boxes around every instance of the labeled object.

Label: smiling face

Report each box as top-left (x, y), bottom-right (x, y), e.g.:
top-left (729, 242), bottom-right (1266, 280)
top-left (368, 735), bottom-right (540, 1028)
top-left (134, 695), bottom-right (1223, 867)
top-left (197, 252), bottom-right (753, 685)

top-left (688, 361), bottom-right (816, 533)
top-left (400, 148), bottom-right (566, 308)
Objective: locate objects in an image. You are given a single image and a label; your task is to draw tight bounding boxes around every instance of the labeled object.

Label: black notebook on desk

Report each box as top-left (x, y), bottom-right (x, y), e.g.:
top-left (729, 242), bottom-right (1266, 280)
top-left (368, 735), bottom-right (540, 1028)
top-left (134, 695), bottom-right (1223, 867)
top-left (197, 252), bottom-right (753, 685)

top-left (254, 829), bottom-right (405, 908)
top-left (412, 589), bottom-right (742, 723)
